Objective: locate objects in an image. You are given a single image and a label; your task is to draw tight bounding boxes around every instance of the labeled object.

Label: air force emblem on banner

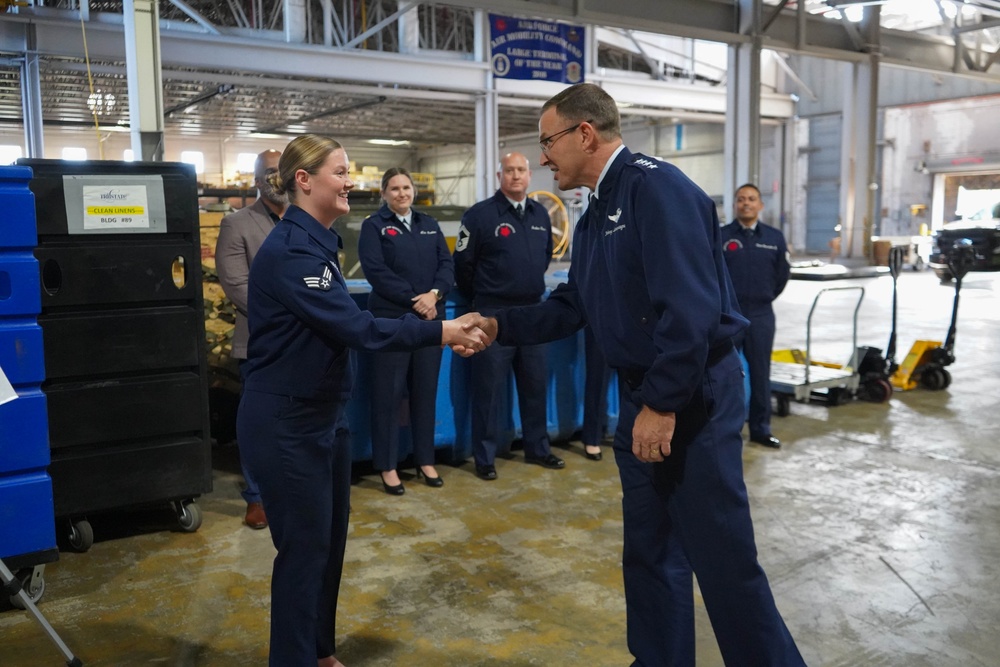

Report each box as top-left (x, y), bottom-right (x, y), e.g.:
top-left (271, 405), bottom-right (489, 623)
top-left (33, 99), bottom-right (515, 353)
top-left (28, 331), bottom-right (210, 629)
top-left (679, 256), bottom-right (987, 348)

top-left (303, 265), bottom-right (335, 290)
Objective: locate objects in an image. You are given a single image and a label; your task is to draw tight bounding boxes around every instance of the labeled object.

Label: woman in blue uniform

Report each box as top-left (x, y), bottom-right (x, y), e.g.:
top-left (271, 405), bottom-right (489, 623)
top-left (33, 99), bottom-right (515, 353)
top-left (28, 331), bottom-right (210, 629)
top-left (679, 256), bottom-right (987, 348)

top-left (358, 168), bottom-right (454, 494)
top-left (236, 134), bottom-right (489, 667)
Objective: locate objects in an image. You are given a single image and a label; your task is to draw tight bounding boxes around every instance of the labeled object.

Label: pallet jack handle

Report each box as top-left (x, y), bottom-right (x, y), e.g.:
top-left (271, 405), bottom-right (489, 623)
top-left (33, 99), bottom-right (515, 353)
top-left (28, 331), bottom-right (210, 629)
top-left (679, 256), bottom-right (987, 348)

top-left (0, 558), bottom-right (83, 666)
top-left (943, 239), bottom-right (976, 356)
top-left (885, 246), bottom-right (905, 370)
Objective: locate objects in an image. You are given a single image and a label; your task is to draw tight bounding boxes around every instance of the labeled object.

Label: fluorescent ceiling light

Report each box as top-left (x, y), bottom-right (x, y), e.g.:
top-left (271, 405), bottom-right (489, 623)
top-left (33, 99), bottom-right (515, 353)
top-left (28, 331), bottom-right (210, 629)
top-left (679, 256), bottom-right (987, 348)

top-left (368, 139), bottom-right (411, 146)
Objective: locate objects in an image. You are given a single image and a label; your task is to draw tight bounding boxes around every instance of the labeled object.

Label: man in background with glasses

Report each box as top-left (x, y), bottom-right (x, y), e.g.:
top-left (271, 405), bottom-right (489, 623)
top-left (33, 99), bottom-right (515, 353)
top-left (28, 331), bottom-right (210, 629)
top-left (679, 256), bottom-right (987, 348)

top-left (479, 83), bottom-right (806, 666)
top-left (453, 152), bottom-right (564, 481)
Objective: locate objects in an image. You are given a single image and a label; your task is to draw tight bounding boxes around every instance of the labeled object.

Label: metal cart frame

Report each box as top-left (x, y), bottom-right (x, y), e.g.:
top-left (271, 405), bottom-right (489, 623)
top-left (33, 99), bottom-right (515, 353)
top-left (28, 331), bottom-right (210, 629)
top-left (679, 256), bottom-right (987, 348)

top-left (771, 286), bottom-right (865, 415)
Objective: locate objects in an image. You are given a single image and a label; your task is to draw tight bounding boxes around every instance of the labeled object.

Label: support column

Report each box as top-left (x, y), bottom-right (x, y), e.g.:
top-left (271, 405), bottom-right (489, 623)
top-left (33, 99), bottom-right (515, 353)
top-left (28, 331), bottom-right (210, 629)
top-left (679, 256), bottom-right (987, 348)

top-left (839, 6), bottom-right (880, 260)
top-left (283, 0), bottom-right (307, 43)
top-left (123, 0), bottom-right (165, 161)
top-left (725, 0), bottom-right (763, 219)
top-left (474, 10), bottom-right (498, 201)
top-left (398, 1), bottom-right (419, 55)
top-left (21, 25), bottom-right (44, 158)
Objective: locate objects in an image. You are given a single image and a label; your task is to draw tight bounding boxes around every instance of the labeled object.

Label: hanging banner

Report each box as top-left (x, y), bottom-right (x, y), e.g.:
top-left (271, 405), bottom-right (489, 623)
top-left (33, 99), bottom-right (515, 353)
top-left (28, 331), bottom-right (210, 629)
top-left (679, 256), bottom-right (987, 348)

top-left (489, 14), bottom-right (585, 84)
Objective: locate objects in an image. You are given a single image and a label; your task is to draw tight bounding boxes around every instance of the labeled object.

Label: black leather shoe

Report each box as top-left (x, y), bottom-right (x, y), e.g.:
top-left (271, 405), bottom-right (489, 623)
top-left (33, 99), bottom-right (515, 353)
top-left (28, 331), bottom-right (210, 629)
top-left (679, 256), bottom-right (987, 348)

top-left (475, 464), bottom-right (497, 480)
top-left (583, 445), bottom-right (603, 461)
top-left (524, 454), bottom-right (565, 469)
top-left (750, 434), bottom-right (781, 449)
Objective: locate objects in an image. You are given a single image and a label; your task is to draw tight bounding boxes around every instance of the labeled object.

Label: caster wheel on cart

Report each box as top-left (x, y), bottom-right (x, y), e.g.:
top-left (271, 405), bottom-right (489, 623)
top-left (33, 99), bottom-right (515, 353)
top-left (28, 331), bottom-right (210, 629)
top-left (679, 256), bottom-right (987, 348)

top-left (175, 501), bottom-right (203, 533)
top-left (67, 519), bottom-right (94, 553)
top-left (9, 567), bottom-right (45, 609)
top-left (921, 367), bottom-right (947, 391)
top-left (941, 369), bottom-right (952, 390)
top-left (827, 387), bottom-right (849, 406)
top-left (773, 394), bottom-right (791, 417)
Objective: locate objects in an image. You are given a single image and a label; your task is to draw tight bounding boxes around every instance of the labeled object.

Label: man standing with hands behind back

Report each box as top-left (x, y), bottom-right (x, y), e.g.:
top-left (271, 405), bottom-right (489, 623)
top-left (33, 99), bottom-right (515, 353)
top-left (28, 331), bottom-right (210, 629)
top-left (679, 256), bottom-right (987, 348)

top-left (721, 184), bottom-right (790, 449)
top-left (470, 83), bottom-right (805, 666)
top-left (453, 151), bottom-right (564, 481)
top-left (215, 149), bottom-right (287, 529)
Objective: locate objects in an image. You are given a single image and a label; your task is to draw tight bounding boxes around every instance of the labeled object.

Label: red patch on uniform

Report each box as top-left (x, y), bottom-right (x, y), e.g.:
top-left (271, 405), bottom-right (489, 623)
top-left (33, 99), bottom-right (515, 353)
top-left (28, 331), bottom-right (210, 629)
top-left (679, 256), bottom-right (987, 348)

top-left (500, 227), bottom-right (511, 237)
top-left (725, 240), bottom-right (743, 252)
top-left (387, 228), bottom-right (398, 236)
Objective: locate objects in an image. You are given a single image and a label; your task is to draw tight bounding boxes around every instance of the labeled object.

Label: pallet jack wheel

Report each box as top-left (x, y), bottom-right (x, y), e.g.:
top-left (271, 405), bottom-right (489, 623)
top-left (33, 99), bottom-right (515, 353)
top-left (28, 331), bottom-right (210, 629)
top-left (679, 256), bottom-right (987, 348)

top-left (941, 369), bottom-right (952, 390)
top-left (921, 367), bottom-right (948, 391)
top-left (868, 378), bottom-right (893, 403)
top-left (8, 567), bottom-right (45, 609)
top-left (67, 519), bottom-right (94, 553)
top-left (175, 500), bottom-right (203, 533)
top-left (774, 394), bottom-right (791, 417)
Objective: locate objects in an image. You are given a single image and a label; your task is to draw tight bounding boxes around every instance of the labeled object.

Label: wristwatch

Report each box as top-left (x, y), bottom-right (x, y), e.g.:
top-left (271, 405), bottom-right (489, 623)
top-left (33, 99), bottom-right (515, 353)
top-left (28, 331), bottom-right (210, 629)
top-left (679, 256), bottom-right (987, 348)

top-left (431, 288), bottom-right (443, 301)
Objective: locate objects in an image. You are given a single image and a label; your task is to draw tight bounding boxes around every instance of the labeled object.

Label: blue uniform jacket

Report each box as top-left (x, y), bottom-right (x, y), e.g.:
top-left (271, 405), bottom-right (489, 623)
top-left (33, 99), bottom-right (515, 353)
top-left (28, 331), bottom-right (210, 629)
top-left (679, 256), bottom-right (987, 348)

top-left (495, 149), bottom-right (748, 414)
top-left (242, 205), bottom-right (442, 401)
top-left (721, 221), bottom-right (790, 315)
top-left (358, 204), bottom-right (454, 319)
top-left (453, 189), bottom-right (553, 313)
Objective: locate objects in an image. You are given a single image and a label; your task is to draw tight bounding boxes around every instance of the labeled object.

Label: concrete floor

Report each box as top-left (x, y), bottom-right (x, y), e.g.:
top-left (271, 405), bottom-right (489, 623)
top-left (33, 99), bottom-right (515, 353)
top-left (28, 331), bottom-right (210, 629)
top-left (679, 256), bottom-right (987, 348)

top-left (2, 269), bottom-right (999, 666)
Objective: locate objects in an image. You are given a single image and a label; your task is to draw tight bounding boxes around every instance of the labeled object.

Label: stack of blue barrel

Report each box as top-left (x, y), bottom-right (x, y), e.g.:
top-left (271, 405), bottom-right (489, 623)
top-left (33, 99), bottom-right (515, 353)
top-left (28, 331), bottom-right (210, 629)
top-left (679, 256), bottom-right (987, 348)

top-left (0, 165), bottom-right (57, 577)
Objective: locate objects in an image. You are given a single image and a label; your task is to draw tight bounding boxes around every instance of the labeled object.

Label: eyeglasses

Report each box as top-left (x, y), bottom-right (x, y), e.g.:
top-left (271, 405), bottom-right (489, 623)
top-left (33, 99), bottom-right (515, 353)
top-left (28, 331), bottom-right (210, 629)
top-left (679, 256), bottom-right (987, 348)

top-left (539, 120), bottom-right (591, 154)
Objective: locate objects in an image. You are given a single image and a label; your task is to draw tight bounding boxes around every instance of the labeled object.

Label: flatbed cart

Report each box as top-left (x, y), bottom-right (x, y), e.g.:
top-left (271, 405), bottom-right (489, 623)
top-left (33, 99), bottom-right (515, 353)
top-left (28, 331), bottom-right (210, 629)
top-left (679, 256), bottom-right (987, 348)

top-left (770, 286), bottom-right (865, 417)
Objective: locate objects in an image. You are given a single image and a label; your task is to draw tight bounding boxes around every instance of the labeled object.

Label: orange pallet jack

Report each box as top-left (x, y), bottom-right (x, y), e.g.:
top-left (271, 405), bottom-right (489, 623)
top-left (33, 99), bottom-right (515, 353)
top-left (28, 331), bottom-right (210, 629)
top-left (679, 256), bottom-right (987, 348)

top-left (890, 239), bottom-right (976, 391)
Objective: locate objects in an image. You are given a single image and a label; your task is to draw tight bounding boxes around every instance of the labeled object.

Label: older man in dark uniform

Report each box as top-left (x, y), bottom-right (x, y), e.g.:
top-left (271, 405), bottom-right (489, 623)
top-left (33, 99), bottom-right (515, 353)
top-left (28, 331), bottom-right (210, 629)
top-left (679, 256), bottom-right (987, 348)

top-left (721, 184), bottom-right (790, 449)
top-left (476, 84), bottom-right (805, 666)
top-left (454, 151), bottom-right (563, 481)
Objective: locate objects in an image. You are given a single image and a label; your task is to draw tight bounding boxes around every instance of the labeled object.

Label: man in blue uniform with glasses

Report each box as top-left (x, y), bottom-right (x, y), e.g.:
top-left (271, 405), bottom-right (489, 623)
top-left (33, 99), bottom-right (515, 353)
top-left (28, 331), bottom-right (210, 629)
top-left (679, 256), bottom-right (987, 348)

top-left (472, 83), bottom-right (806, 667)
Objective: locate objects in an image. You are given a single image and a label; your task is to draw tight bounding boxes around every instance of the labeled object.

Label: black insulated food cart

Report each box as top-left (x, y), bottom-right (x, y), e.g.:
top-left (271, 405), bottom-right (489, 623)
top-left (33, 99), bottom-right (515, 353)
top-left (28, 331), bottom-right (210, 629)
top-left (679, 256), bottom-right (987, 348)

top-left (17, 158), bottom-right (212, 552)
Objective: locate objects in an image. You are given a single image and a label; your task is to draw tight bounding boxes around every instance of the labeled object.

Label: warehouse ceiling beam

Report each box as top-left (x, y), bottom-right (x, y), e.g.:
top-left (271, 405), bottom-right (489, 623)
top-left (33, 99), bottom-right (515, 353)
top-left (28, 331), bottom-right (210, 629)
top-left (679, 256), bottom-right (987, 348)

top-left (256, 95), bottom-right (387, 134)
top-left (166, 0), bottom-right (220, 35)
top-left (341, 1), bottom-right (414, 49)
top-left (452, 0), bottom-right (1000, 82)
top-left (163, 83), bottom-right (235, 117)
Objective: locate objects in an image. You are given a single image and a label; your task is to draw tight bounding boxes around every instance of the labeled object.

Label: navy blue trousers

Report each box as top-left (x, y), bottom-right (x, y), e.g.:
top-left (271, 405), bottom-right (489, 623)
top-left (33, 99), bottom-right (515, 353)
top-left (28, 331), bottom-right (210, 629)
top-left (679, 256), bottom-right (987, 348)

top-left (582, 326), bottom-right (614, 446)
top-left (740, 309), bottom-right (776, 438)
top-left (614, 349), bottom-right (804, 666)
top-left (469, 341), bottom-right (550, 466)
top-left (237, 390), bottom-right (352, 666)
top-left (369, 345), bottom-right (443, 471)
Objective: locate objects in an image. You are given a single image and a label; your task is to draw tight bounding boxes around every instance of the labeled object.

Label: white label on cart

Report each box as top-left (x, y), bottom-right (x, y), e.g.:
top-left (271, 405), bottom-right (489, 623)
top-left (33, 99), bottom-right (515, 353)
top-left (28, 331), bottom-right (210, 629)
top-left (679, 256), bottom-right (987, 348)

top-left (0, 365), bottom-right (16, 406)
top-left (82, 185), bottom-right (151, 230)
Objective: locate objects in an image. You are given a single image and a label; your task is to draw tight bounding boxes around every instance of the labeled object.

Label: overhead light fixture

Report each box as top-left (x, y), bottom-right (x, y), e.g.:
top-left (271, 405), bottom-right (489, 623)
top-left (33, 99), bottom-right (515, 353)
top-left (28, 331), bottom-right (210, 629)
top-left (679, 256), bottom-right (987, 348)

top-left (367, 139), bottom-right (411, 146)
top-left (87, 90), bottom-right (117, 116)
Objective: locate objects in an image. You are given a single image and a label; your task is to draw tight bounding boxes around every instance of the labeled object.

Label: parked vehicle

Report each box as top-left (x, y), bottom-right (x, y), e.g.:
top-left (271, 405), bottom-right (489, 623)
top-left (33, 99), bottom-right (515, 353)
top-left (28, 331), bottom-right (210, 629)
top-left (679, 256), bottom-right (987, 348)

top-left (929, 204), bottom-right (1000, 281)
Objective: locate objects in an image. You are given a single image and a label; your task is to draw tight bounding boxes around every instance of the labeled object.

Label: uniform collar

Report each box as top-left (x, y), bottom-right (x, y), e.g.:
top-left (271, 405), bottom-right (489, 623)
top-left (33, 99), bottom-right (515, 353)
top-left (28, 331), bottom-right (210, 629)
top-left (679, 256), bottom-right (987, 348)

top-left (738, 221), bottom-right (759, 234)
top-left (492, 189), bottom-right (529, 214)
top-left (592, 144), bottom-right (627, 201)
top-left (283, 205), bottom-right (343, 253)
top-left (378, 204), bottom-right (414, 226)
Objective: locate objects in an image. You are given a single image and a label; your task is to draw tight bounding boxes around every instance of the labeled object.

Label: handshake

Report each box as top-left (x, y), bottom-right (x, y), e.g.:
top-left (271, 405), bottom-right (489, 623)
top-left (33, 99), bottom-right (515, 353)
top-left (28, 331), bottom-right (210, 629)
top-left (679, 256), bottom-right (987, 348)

top-left (441, 312), bottom-right (498, 357)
